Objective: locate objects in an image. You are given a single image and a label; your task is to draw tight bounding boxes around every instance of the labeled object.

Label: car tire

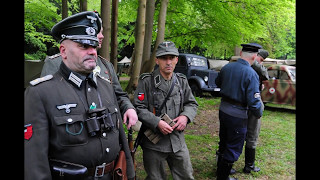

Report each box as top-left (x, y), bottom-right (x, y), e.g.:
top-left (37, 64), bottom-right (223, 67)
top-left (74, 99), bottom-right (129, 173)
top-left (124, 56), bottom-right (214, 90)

top-left (210, 91), bottom-right (220, 97)
top-left (190, 83), bottom-right (202, 97)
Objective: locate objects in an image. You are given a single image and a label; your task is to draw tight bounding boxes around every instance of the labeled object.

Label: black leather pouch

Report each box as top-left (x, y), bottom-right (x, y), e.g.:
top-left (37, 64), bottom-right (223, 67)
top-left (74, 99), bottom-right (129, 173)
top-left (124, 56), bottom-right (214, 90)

top-left (49, 159), bottom-right (88, 180)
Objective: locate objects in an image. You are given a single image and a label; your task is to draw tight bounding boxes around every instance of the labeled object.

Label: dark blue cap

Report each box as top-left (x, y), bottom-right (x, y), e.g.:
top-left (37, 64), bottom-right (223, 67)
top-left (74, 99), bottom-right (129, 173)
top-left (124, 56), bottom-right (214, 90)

top-left (241, 43), bottom-right (262, 53)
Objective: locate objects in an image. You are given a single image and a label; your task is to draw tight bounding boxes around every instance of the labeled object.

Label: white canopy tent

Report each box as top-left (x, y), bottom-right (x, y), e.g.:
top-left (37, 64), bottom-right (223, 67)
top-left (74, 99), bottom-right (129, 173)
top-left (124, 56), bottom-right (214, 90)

top-left (118, 56), bottom-right (131, 64)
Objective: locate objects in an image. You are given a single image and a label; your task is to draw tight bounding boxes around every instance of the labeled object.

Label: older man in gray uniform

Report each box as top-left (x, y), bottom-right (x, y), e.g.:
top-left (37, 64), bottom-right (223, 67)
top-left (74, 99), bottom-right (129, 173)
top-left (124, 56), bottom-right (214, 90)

top-left (24, 11), bottom-right (135, 180)
top-left (40, 11), bottom-right (138, 129)
top-left (133, 41), bottom-right (198, 180)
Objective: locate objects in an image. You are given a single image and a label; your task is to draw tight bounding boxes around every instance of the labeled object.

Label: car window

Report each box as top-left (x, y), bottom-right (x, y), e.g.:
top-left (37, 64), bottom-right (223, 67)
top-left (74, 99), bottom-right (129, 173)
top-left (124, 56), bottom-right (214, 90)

top-left (268, 69), bottom-right (278, 80)
top-left (191, 57), bottom-right (207, 67)
top-left (288, 68), bottom-right (296, 81)
top-left (279, 70), bottom-right (289, 80)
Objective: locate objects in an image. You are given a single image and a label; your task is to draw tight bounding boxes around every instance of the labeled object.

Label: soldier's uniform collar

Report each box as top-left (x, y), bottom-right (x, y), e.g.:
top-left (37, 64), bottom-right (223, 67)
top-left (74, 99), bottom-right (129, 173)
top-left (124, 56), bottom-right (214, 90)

top-left (59, 61), bottom-right (97, 89)
top-left (152, 68), bottom-right (178, 89)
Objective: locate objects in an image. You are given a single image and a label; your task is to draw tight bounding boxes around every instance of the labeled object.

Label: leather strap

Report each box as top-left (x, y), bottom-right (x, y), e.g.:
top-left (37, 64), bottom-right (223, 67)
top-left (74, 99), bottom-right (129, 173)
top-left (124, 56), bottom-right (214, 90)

top-left (157, 74), bottom-right (176, 115)
top-left (87, 160), bottom-right (115, 177)
top-left (152, 73), bottom-right (177, 116)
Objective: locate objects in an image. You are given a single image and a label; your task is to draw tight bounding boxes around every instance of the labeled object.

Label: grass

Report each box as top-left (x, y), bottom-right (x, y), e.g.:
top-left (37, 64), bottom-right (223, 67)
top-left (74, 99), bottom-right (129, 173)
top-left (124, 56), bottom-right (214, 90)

top-left (120, 78), bottom-right (296, 179)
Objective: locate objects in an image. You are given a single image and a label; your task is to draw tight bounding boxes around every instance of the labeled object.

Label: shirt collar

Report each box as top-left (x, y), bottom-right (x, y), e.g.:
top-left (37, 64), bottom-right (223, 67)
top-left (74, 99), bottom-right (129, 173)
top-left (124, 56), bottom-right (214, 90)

top-left (152, 67), bottom-right (177, 89)
top-left (237, 58), bottom-right (250, 66)
top-left (59, 61), bottom-right (97, 89)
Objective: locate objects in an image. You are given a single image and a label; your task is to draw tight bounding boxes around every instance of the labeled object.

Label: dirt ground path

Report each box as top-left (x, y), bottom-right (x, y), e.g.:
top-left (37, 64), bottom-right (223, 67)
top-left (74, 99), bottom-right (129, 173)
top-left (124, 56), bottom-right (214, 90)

top-left (187, 108), bottom-right (220, 137)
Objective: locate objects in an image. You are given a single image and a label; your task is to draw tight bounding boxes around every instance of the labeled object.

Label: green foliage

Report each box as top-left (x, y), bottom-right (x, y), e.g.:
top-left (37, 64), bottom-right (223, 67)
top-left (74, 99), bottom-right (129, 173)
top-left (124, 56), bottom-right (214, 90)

top-left (24, 0), bottom-right (295, 60)
top-left (118, 0), bottom-right (139, 46)
top-left (262, 1), bottom-right (296, 59)
top-left (25, 21), bottom-right (57, 60)
top-left (24, 0), bottom-right (61, 60)
top-left (165, 0), bottom-right (295, 59)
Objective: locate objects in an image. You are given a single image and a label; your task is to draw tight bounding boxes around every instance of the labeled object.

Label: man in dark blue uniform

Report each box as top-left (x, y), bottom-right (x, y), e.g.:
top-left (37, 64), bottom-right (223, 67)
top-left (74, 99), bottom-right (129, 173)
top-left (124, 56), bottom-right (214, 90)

top-left (215, 43), bottom-right (263, 180)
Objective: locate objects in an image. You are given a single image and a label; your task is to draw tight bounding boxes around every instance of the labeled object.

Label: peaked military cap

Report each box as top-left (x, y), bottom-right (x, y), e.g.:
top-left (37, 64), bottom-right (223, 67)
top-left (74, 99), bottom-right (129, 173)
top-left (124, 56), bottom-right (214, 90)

top-left (51, 11), bottom-right (101, 47)
top-left (240, 43), bottom-right (262, 53)
top-left (156, 41), bottom-right (179, 57)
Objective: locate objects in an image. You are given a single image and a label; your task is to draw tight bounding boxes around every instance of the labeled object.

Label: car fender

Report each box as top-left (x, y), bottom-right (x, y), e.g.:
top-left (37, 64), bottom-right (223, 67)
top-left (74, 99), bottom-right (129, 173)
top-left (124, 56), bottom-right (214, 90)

top-left (189, 76), bottom-right (206, 89)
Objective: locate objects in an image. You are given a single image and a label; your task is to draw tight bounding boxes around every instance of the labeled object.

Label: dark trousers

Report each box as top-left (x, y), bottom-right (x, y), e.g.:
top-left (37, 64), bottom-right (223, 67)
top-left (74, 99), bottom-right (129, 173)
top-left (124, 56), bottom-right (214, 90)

top-left (218, 110), bottom-right (247, 163)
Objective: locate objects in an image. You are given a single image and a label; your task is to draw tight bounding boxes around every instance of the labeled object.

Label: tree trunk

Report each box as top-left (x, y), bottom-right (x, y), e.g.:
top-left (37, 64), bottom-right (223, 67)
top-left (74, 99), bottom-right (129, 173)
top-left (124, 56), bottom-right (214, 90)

top-left (79, 0), bottom-right (87, 12)
top-left (125, 0), bottom-right (146, 93)
top-left (62, 0), bottom-right (68, 19)
top-left (110, 0), bottom-right (119, 72)
top-left (99, 0), bottom-right (111, 61)
top-left (144, 0), bottom-right (169, 73)
top-left (139, 0), bottom-right (155, 74)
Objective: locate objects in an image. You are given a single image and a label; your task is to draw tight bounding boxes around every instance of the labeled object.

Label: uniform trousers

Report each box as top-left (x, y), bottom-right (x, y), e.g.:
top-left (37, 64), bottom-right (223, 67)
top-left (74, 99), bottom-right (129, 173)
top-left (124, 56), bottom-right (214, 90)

top-left (245, 111), bottom-right (261, 149)
top-left (218, 110), bottom-right (248, 163)
top-left (245, 99), bottom-right (264, 149)
top-left (142, 147), bottom-right (194, 180)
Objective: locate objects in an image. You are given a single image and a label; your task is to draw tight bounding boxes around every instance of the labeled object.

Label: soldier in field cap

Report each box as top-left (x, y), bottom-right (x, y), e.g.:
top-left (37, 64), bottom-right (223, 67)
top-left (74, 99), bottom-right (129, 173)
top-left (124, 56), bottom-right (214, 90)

top-left (155, 41), bottom-right (179, 57)
top-left (25, 11), bottom-right (135, 180)
top-left (133, 41), bottom-right (198, 180)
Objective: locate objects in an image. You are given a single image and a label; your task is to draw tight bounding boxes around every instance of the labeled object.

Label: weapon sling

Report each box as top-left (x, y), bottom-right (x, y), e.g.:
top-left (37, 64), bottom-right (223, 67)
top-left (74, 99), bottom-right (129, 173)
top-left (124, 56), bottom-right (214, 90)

top-left (133, 73), bottom-right (177, 152)
top-left (156, 74), bottom-right (176, 116)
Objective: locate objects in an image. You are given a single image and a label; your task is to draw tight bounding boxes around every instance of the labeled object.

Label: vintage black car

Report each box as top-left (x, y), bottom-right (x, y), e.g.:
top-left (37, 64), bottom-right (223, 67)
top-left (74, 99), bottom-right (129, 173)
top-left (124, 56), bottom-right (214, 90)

top-left (174, 53), bottom-right (220, 97)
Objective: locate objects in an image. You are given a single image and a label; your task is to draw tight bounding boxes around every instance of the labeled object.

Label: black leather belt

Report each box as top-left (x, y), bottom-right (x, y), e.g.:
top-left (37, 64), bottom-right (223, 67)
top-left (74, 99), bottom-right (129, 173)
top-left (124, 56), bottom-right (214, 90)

top-left (87, 160), bottom-right (115, 177)
top-left (221, 97), bottom-right (247, 107)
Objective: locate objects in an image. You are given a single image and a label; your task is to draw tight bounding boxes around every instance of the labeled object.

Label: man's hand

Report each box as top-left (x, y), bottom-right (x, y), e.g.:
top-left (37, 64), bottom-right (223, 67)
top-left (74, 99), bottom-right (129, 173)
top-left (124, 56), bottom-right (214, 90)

top-left (123, 108), bottom-right (138, 129)
top-left (171, 115), bottom-right (188, 131)
top-left (157, 120), bottom-right (173, 135)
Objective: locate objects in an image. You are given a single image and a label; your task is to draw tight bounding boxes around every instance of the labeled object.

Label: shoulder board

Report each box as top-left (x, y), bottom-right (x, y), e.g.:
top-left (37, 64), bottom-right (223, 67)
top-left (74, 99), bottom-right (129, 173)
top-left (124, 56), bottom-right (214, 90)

top-left (139, 73), bottom-right (152, 80)
top-left (30, 75), bottom-right (53, 86)
top-left (98, 55), bottom-right (110, 62)
top-left (48, 53), bottom-right (61, 60)
top-left (176, 73), bottom-right (187, 79)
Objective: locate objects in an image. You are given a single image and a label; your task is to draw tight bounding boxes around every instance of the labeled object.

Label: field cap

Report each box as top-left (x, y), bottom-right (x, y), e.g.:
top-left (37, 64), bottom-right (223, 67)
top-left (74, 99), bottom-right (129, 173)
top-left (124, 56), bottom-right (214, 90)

top-left (156, 41), bottom-right (179, 57)
top-left (258, 49), bottom-right (269, 59)
top-left (51, 11), bottom-right (101, 47)
top-left (241, 43), bottom-right (262, 53)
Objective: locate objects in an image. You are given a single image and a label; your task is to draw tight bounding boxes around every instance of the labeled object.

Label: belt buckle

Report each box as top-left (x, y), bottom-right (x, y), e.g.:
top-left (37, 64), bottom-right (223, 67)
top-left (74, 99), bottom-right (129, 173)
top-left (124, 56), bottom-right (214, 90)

top-left (94, 163), bottom-right (106, 177)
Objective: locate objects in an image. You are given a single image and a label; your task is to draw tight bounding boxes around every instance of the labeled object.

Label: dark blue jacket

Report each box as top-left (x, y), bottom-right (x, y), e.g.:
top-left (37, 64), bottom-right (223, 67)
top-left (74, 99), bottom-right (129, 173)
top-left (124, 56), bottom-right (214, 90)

top-left (216, 58), bottom-right (262, 118)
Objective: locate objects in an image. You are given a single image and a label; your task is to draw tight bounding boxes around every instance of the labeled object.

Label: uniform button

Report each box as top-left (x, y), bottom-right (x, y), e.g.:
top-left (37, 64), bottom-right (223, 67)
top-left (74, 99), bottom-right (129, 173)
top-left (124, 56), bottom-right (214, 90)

top-left (102, 132), bottom-right (107, 137)
top-left (115, 108), bottom-right (118, 112)
top-left (88, 87), bottom-right (91, 92)
top-left (106, 148), bottom-right (110, 153)
top-left (67, 118), bottom-right (73, 123)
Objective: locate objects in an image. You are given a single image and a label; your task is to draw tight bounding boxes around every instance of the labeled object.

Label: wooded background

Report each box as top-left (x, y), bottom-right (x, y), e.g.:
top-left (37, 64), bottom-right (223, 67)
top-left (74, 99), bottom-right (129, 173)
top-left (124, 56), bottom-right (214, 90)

top-left (24, 0), bottom-right (295, 91)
